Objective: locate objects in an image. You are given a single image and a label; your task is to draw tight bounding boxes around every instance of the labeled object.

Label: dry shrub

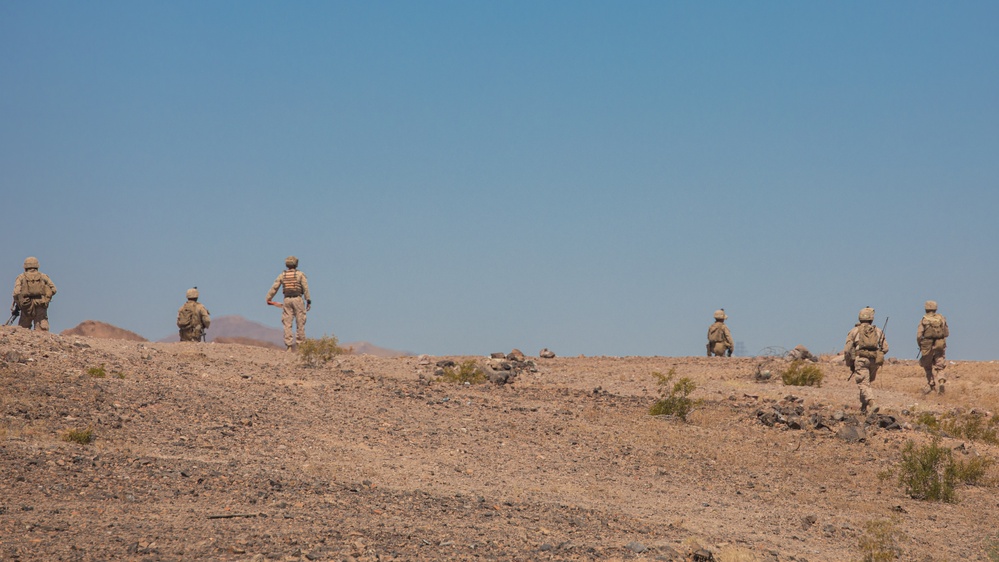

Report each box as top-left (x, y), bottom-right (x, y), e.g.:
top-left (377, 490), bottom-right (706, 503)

top-left (298, 335), bottom-right (350, 367)
top-left (63, 426), bottom-right (94, 445)
top-left (440, 360), bottom-right (486, 384)
top-left (86, 365), bottom-right (107, 378)
top-left (858, 518), bottom-right (903, 561)
top-left (896, 438), bottom-right (958, 502)
top-left (780, 360), bottom-right (823, 387)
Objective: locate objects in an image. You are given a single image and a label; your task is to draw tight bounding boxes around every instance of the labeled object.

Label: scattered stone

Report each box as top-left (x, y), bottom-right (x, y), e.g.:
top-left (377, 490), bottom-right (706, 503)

top-left (626, 541), bottom-right (647, 553)
top-left (539, 348), bottom-right (556, 359)
top-left (802, 514), bottom-right (817, 530)
top-left (506, 349), bottom-right (525, 361)
top-left (436, 359), bottom-right (456, 368)
top-left (692, 547), bottom-right (715, 561)
top-left (837, 424), bottom-right (866, 443)
top-left (417, 354), bottom-right (431, 365)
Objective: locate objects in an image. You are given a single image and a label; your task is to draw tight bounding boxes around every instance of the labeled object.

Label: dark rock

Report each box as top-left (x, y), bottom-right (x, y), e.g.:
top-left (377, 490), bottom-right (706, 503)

top-left (435, 360), bottom-right (455, 368)
top-left (539, 348), bottom-right (556, 359)
top-left (692, 548), bottom-right (715, 561)
top-left (802, 514), bottom-right (817, 530)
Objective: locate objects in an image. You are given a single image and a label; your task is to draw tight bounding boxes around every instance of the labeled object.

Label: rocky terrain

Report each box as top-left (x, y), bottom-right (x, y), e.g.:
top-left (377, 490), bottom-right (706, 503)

top-left (1, 325), bottom-right (998, 561)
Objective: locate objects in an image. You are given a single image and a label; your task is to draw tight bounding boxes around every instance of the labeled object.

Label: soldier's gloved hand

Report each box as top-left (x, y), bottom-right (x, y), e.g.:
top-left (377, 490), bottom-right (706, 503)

top-left (726, 349), bottom-right (733, 357)
top-left (306, 299), bottom-right (312, 312)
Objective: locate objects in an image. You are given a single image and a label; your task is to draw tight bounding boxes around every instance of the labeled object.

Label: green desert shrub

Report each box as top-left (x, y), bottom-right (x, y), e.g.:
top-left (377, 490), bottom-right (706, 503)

top-left (780, 360), bottom-right (823, 387)
top-left (440, 360), bottom-right (486, 384)
top-left (857, 518), bottom-right (903, 562)
top-left (298, 335), bottom-right (350, 367)
top-left (86, 365), bottom-right (107, 378)
top-left (649, 368), bottom-right (702, 421)
top-left (917, 410), bottom-right (999, 445)
top-left (897, 438), bottom-right (957, 502)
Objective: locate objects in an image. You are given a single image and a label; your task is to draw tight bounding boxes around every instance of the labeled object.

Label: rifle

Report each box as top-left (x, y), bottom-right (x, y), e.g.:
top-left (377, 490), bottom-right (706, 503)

top-left (4, 303), bottom-right (19, 326)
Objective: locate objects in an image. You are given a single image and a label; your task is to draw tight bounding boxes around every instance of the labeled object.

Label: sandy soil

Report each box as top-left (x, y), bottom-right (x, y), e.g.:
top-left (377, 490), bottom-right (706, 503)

top-left (2, 325), bottom-right (998, 561)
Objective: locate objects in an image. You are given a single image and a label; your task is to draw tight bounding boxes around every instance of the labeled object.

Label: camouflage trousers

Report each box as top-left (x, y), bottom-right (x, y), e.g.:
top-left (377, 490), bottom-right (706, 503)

top-left (282, 296), bottom-right (307, 348)
top-left (919, 347), bottom-right (946, 387)
top-left (179, 327), bottom-right (204, 342)
top-left (18, 300), bottom-right (49, 331)
top-left (707, 342), bottom-right (729, 357)
top-left (854, 356), bottom-right (880, 409)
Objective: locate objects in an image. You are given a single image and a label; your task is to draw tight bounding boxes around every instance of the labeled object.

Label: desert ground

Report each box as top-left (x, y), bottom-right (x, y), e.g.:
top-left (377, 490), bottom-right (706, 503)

top-left (2, 325), bottom-right (998, 561)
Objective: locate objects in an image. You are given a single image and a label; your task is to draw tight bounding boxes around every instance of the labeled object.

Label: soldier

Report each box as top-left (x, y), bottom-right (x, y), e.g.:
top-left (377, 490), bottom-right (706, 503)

top-left (177, 288), bottom-right (211, 342)
top-left (11, 257), bottom-right (57, 331)
top-left (266, 256), bottom-right (311, 351)
top-left (843, 307), bottom-right (889, 414)
top-left (917, 300), bottom-right (949, 394)
top-left (706, 309), bottom-right (733, 357)
top-left (787, 344), bottom-right (818, 363)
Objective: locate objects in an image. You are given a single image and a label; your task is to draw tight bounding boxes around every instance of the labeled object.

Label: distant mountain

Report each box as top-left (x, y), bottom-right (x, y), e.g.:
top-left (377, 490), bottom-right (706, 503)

top-left (158, 315), bottom-right (414, 357)
top-left (62, 321), bottom-right (147, 342)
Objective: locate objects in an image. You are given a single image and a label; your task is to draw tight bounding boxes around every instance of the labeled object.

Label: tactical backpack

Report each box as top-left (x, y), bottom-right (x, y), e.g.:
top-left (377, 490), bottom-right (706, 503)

top-left (857, 323), bottom-right (881, 351)
top-left (282, 270), bottom-right (302, 297)
top-left (922, 315), bottom-right (947, 339)
top-left (177, 303), bottom-right (199, 330)
top-left (708, 322), bottom-right (727, 343)
top-left (21, 271), bottom-right (47, 298)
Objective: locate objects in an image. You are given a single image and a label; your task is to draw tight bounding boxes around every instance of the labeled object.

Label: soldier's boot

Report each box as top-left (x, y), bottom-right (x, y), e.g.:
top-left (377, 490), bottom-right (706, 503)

top-left (937, 378), bottom-right (945, 394)
top-left (867, 400), bottom-right (879, 414)
top-left (923, 383), bottom-right (935, 395)
top-left (285, 345), bottom-right (293, 352)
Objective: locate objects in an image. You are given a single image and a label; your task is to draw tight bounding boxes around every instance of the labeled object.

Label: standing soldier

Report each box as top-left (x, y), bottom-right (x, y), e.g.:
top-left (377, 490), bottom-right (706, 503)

top-left (177, 288), bottom-right (211, 342)
top-left (11, 257), bottom-right (57, 331)
top-left (917, 300), bottom-right (949, 394)
top-left (266, 256), bottom-right (311, 351)
top-left (843, 307), bottom-right (889, 414)
top-left (706, 309), bottom-right (733, 357)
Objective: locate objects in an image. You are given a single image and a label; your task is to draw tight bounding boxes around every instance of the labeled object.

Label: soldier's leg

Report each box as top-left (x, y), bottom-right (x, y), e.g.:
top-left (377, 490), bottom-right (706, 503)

top-left (295, 301), bottom-right (307, 345)
top-left (17, 302), bottom-right (33, 329)
top-left (855, 357), bottom-right (874, 412)
top-left (934, 349), bottom-right (946, 392)
top-left (36, 305), bottom-right (49, 331)
top-left (919, 354), bottom-right (936, 388)
top-left (282, 303), bottom-right (295, 349)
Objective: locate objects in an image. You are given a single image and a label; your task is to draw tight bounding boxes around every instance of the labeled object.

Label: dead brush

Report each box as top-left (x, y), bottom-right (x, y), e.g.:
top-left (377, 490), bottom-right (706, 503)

top-left (917, 410), bottom-right (999, 445)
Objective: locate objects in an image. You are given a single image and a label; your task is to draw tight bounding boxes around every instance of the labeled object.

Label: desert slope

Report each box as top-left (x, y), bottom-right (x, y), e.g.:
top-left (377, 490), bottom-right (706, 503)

top-left (1, 326), bottom-right (997, 561)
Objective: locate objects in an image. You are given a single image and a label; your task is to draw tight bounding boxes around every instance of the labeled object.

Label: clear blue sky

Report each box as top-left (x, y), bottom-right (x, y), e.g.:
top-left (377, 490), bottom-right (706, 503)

top-left (3, 1), bottom-right (997, 359)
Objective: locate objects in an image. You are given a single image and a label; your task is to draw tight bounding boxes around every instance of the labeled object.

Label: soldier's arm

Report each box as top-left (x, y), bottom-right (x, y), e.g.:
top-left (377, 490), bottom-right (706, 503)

top-left (916, 318), bottom-right (925, 346)
top-left (201, 306), bottom-right (211, 329)
top-left (880, 329), bottom-right (889, 354)
top-left (266, 274), bottom-right (283, 301)
top-left (942, 318), bottom-right (950, 339)
top-left (300, 272), bottom-right (310, 302)
top-left (45, 275), bottom-right (57, 296)
top-left (724, 326), bottom-right (734, 348)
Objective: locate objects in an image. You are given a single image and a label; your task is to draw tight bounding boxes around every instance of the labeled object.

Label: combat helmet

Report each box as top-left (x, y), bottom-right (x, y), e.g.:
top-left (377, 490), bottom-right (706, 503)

top-left (23, 256), bottom-right (39, 270)
top-left (713, 309), bottom-right (727, 321)
top-left (924, 300), bottom-right (938, 312)
top-left (858, 307), bottom-right (875, 322)
top-left (285, 256), bottom-right (299, 268)
top-left (186, 288), bottom-right (199, 300)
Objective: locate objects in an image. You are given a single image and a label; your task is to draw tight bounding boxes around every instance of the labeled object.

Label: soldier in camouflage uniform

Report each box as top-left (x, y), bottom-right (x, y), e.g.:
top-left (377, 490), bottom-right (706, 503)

top-left (917, 300), bottom-right (949, 394)
top-left (706, 309), bottom-right (734, 357)
top-left (266, 256), bottom-right (311, 351)
top-left (843, 307), bottom-right (889, 414)
top-left (177, 288), bottom-right (211, 342)
top-left (11, 257), bottom-right (57, 331)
